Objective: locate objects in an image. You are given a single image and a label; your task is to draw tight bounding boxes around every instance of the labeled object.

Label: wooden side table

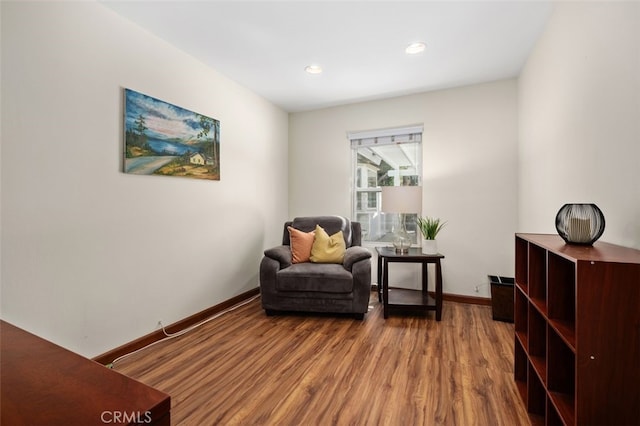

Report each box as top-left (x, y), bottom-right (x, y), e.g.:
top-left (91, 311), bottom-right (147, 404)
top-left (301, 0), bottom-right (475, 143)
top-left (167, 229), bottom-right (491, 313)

top-left (376, 246), bottom-right (444, 321)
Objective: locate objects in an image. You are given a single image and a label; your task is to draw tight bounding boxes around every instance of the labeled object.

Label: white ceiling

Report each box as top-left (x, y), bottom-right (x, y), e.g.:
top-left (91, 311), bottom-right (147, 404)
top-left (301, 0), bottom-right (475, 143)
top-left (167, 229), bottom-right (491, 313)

top-left (102, 1), bottom-right (553, 112)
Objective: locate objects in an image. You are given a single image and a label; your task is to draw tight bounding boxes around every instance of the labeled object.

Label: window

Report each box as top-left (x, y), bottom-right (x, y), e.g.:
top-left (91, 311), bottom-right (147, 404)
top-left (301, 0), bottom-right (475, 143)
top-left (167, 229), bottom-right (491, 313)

top-left (349, 125), bottom-right (423, 245)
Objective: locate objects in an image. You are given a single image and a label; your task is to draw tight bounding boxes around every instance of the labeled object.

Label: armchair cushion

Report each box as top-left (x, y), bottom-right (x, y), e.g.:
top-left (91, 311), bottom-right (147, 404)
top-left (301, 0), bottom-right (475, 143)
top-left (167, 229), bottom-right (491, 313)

top-left (343, 246), bottom-right (372, 271)
top-left (277, 263), bottom-right (353, 293)
top-left (310, 225), bottom-right (346, 264)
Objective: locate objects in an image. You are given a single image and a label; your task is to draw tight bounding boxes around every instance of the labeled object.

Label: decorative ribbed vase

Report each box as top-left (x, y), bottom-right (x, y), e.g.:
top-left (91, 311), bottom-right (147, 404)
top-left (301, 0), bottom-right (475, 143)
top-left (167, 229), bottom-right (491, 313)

top-left (555, 203), bottom-right (605, 245)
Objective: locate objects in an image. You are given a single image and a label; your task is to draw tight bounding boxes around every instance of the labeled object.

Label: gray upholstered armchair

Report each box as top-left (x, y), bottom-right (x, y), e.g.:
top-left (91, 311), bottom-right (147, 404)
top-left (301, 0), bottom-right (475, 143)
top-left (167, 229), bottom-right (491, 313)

top-left (259, 216), bottom-right (372, 319)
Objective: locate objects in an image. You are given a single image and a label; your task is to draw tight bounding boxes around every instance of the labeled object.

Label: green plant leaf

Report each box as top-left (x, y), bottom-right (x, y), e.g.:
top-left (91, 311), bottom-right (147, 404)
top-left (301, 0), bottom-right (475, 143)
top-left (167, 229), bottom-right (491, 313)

top-left (417, 216), bottom-right (447, 240)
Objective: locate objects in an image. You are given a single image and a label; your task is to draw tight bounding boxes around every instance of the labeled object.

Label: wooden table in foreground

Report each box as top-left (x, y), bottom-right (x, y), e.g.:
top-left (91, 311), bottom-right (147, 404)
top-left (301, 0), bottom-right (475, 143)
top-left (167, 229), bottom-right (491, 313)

top-left (1, 320), bottom-right (170, 426)
top-left (376, 246), bottom-right (445, 320)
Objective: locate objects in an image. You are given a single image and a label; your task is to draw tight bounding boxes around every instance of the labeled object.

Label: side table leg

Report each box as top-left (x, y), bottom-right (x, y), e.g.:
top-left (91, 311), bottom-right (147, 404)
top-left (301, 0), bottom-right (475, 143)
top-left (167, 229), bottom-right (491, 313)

top-left (422, 261), bottom-right (428, 294)
top-left (377, 253), bottom-right (383, 303)
top-left (383, 259), bottom-right (389, 319)
top-left (435, 259), bottom-right (443, 321)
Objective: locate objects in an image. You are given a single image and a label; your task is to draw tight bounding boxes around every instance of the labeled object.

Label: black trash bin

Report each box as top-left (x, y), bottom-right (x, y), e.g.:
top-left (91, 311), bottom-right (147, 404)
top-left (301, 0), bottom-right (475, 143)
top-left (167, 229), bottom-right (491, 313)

top-left (488, 275), bottom-right (514, 322)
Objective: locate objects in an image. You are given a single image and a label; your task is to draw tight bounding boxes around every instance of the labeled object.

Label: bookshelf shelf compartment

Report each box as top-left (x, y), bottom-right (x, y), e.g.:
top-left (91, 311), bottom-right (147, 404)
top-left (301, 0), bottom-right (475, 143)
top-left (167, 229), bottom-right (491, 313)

top-left (547, 252), bottom-right (575, 345)
top-left (514, 339), bottom-right (528, 403)
top-left (528, 363), bottom-right (546, 419)
top-left (528, 244), bottom-right (547, 310)
top-left (528, 305), bottom-right (547, 384)
top-left (548, 328), bottom-right (575, 425)
top-left (514, 286), bottom-right (528, 345)
top-left (514, 233), bottom-right (640, 426)
top-left (515, 237), bottom-right (529, 293)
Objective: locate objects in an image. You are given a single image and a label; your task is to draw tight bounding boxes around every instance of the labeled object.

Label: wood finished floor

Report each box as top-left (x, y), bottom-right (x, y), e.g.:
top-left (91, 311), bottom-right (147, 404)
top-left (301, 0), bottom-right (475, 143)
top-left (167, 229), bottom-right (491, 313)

top-left (113, 294), bottom-right (531, 426)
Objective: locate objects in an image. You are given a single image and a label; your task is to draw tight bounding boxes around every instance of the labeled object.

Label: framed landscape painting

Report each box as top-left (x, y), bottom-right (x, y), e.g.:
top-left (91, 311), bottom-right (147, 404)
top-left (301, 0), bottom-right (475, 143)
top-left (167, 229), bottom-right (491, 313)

top-left (124, 88), bottom-right (220, 180)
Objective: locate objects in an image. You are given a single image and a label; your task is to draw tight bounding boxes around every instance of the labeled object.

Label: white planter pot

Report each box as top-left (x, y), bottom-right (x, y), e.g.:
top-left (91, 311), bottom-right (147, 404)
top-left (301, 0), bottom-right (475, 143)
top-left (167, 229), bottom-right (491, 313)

top-left (422, 239), bottom-right (438, 255)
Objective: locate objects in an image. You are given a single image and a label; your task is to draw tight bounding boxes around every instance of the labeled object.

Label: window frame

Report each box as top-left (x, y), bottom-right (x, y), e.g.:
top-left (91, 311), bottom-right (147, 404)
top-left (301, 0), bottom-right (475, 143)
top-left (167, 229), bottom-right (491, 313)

top-left (348, 125), bottom-right (423, 246)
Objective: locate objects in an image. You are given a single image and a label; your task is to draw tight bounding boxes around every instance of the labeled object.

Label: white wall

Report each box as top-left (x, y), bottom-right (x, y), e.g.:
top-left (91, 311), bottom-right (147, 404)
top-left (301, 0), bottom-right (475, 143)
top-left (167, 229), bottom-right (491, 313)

top-left (0, 2), bottom-right (288, 357)
top-left (519, 1), bottom-right (640, 249)
top-left (289, 80), bottom-right (519, 297)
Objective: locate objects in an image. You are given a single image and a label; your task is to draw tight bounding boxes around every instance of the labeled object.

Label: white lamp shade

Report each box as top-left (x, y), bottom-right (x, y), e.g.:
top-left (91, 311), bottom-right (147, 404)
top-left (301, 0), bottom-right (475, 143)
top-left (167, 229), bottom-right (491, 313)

top-left (381, 186), bottom-right (422, 214)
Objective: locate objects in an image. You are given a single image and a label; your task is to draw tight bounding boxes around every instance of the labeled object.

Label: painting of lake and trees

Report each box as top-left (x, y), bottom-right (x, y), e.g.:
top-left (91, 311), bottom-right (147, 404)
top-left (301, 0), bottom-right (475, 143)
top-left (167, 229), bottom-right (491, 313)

top-left (124, 88), bottom-right (220, 180)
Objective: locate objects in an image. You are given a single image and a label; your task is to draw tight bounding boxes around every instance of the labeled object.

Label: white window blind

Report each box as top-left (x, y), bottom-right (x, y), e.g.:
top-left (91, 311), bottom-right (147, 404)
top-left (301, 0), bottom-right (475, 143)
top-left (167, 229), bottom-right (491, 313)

top-left (348, 125), bottom-right (423, 148)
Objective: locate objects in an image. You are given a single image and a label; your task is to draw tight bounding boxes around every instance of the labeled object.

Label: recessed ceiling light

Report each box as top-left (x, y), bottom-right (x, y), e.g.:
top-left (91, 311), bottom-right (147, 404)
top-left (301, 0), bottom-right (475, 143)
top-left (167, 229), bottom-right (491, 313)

top-left (405, 42), bottom-right (426, 55)
top-left (305, 65), bottom-right (323, 74)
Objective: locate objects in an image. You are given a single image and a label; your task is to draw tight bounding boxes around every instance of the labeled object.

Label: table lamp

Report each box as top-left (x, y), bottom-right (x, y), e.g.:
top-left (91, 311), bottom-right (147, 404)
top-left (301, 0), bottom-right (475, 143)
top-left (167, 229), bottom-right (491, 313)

top-left (381, 186), bottom-right (422, 253)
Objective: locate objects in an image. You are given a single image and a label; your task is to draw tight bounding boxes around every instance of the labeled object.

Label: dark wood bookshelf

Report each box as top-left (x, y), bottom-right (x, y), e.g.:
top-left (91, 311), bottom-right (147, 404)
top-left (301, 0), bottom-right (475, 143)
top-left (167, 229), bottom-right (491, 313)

top-left (514, 233), bottom-right (640, 425)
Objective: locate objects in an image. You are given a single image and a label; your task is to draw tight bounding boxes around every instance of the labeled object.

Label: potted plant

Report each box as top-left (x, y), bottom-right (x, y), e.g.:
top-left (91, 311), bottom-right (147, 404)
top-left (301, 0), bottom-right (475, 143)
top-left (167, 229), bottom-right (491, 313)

top-left (416, 216), bottom-right (446, 254)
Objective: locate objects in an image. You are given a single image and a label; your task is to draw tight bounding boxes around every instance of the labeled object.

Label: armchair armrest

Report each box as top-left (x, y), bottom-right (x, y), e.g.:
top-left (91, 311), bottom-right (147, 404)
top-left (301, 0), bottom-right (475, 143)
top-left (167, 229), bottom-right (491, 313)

top-left (263, 245), bottom-right (292, 269)
top-left (343, 246), bottom-right (372, 271)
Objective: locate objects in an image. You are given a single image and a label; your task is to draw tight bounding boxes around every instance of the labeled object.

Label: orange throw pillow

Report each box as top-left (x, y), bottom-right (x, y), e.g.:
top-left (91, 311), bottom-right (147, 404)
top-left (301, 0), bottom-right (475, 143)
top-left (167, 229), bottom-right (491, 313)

top-left (288, 226), bottom-right (315, 263)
